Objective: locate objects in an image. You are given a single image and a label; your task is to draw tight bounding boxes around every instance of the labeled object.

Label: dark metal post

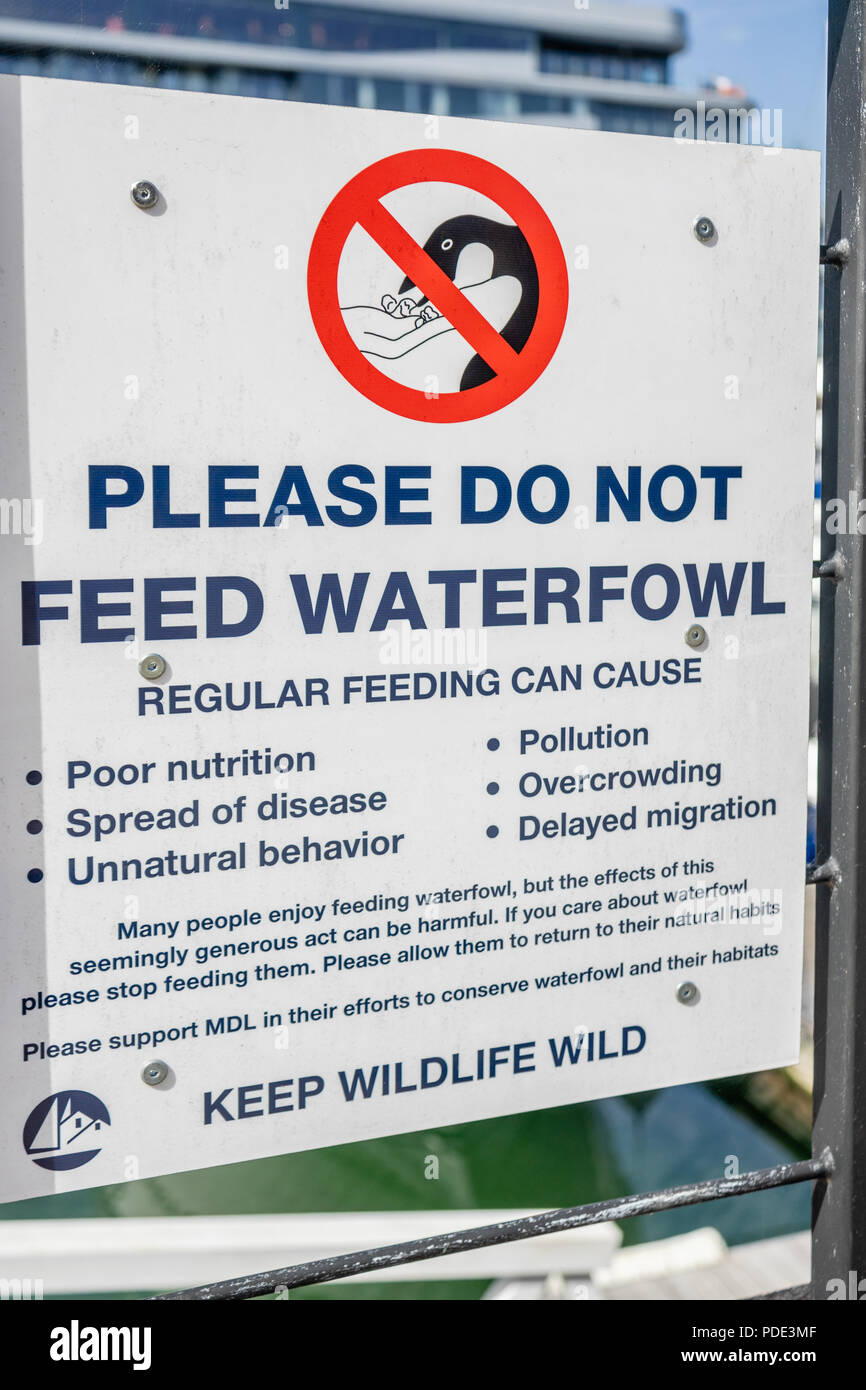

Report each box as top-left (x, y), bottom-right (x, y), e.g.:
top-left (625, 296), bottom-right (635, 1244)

top-left (812, 0), bottom-right (866, 1298)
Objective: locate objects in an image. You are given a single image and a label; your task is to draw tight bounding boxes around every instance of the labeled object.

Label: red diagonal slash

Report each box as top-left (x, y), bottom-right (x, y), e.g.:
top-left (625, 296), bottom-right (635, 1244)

top-left (358, 198), bottom-right (522, 381)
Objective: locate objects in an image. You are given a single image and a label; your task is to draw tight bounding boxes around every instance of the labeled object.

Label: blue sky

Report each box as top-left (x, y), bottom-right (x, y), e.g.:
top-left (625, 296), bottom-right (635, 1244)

top-left (658, 0), bottom-right (828, 151)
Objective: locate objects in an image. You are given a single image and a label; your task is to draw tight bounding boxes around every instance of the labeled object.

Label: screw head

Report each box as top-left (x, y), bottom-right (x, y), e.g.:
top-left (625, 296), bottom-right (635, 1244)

top-left (142, 1059), bottom-right (169, 1086)
top-left (139, 653), bottom-right (166, 680)
top-left (131, 180), bottom-right (159, 210)
top-left (676, 981), bottom-right (700, 1006)
top-left (685, 624), bottom-right (707, 651)
top-left (694, 216), bottom-right (716, 243)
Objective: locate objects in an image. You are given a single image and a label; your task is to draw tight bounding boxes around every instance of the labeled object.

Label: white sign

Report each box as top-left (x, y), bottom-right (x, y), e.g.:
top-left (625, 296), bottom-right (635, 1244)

top-left (0, 76), bottom-right (819, 1200)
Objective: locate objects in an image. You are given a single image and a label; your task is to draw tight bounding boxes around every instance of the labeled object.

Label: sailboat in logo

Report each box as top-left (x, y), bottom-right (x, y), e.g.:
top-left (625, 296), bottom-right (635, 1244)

top-left (23, 1090), bottom-right (110, 1172)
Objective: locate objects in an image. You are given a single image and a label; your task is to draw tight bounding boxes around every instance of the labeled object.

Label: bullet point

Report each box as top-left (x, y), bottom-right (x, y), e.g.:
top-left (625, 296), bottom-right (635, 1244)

top-left (486, 738), bottom-right (500, 751)
top-left (486, 782), bottom-right (500, 795)
top-left (27, 868), bottom-right (43, 883)
top-left (486, 825), bottom-right (499, 839)
top-left (26, 820), bottom-right (43, 835)
top-left (26, 770), bottom-right (42, 785)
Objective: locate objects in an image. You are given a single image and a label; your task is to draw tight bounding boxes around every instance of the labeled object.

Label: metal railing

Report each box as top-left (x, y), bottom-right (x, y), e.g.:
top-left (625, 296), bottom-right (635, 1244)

top-left (153, 1156), bottom-right (831, 1300)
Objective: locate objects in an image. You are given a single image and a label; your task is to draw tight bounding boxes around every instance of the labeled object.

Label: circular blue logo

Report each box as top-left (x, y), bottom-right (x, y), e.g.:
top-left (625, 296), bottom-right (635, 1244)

top-left (22, 1090), bottom-right (110, 1171)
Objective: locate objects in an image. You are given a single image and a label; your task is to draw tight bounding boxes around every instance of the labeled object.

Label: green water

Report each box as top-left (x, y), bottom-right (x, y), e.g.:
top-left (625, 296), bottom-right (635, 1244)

top-left (1, 1079), bottom-right (809, 1299)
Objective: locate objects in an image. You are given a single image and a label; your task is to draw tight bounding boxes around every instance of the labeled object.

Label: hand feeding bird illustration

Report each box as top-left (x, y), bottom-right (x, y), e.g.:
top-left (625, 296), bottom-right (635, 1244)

top-left (394, 214), bottom-right (540, 391)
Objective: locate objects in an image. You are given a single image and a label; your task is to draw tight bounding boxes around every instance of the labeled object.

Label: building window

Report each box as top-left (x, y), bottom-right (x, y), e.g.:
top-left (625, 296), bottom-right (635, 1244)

top-left (520, 92), bottom-right (571, 115)
top-left (403, 82), bottom-right (435, 114)
top-left (479, 89), bottom-right (519, 119)
top-left (633, 60), bottom-right (664, 84)
top-left (445, 24), bottom-right (532, 52)
top-left (0, 2), bottom-right (534, 52)
top-left (296, 8), bottom-right (531, 53)
top-left (541, 41), bottom-right (668, 85)
top-left (448, 87), bottom-right (480, 118)
top-left (296, 72), bottom-right (358, 106)
top-left (297, 71), bottom-right (329, 103)
top-left (299, 8), bottom-right (442, 52)
top-left (373, 79), bottom-right (405, 111)
top-left (592, 102), bottom-right (679, 138)
top-left (329, 74), bottom-right (358, 106)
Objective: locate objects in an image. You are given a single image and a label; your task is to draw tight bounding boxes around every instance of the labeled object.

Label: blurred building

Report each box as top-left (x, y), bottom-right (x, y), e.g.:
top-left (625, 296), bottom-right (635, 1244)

top-left (0, 0), bottom-right (751, 137)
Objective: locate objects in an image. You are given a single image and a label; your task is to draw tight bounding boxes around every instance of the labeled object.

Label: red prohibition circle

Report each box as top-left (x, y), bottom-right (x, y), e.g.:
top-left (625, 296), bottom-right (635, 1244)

top-left (307, 148), bottom-right (569, 424)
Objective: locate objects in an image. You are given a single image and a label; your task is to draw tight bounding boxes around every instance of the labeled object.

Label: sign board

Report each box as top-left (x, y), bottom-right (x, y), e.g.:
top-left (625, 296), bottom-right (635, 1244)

top-left (0, 76), bottom-right (820, 1200)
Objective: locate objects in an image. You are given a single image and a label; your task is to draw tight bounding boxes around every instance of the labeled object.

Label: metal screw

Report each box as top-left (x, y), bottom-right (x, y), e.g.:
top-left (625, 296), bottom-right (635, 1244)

top-left (685, 624), bottom-right (707, 650)
top-left (131, 180), bottom-right (159, 210)
top-left (139, 653), bottom-right (166, 680)
top-left (142, 1059), bottom-right (169, 1086)
top-left (676, 981), bottom-right (700, 1006)
top-left (694, 216), bottom-right (716, 243)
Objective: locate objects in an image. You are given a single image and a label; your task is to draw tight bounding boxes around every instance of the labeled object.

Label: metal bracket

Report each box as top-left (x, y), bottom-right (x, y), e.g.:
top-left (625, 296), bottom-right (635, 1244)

top-left (820, 238), bottom-right (851, 267)
top-left (807, 857), bottom-right (840, 887)
top-left (813, 553), bottom-right (847, 582)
